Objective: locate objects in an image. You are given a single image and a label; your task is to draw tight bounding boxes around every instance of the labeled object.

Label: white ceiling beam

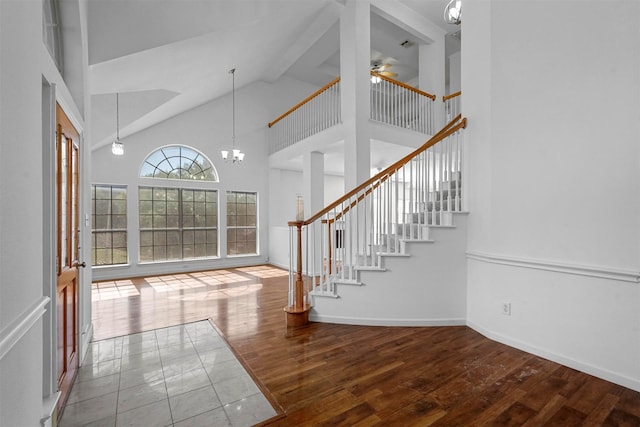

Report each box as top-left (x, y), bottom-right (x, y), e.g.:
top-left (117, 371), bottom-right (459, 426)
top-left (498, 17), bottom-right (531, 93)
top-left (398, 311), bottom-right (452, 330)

top-left (371, 0), bottom-right (446, 44)
top-left (262, 2), bottom-right (342, 84)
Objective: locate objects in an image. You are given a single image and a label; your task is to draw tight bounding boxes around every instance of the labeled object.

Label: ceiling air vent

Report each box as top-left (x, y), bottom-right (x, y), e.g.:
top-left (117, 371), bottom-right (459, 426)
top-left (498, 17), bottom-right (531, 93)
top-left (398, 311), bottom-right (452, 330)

top-left (400, 40), bottom-right (415, 48)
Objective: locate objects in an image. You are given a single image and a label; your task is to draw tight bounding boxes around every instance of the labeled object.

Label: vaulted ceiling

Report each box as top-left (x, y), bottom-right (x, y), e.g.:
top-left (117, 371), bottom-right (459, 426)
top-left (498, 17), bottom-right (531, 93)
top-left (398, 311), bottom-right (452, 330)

top-left (88, 0), bottom-right (459, 150)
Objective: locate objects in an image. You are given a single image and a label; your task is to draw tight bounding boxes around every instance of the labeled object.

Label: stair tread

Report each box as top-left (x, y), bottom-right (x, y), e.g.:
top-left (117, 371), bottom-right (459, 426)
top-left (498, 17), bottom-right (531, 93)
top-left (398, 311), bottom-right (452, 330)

top-left (332, 279), bottom-right (364, 286)
top-left (309, 289), bottom-right (339, 298)
top-left (354, 266), bottom-right (386, 271)
top-left (376, 252), bottom-right (410, 257)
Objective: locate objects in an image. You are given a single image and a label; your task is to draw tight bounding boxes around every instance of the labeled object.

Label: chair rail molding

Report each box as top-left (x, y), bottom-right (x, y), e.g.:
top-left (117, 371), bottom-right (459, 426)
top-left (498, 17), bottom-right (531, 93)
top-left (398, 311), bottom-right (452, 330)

top-left (0, 296), bottom-right (51, 360)
top-left (466, 250), bottom-right (640, 284)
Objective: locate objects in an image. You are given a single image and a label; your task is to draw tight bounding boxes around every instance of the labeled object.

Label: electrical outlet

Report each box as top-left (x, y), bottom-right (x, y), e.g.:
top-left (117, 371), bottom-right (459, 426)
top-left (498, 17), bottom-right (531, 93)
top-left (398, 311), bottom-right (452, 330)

top-left (502, 302), bottom-right (511, 316)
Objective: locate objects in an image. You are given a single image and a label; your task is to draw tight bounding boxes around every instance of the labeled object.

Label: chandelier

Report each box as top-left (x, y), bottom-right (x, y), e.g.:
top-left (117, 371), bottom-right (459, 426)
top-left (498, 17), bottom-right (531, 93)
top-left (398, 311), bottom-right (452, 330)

top-left (112, 92), bottom-right (124, 155)
top-left (221, 68), bottom-right (244, 163)
top-left (444, 0), bottom-right (462, 25)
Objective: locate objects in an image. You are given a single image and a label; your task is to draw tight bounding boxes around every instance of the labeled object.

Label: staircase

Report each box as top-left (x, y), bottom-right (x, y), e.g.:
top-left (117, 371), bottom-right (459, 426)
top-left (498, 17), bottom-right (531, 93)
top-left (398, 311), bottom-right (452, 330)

top-left (285, 115), bottom-right (468, 326)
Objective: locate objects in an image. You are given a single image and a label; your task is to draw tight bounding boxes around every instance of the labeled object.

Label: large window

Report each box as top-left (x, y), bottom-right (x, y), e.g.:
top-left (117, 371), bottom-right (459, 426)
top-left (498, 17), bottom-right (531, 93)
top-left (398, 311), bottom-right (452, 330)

top-left (91, 185), bottom-right (127, 266)
top-left (227, 191), bottom-right (257, 255)
top-left (139, 187), bottom-right (218, 262)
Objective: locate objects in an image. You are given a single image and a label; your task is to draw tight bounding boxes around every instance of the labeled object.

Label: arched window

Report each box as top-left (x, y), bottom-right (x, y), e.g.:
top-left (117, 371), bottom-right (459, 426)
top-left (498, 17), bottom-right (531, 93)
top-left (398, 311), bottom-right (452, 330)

top-left (140, 145), bottom-right (218, 182)
top-left (139, 145), bottom-right (219, 262)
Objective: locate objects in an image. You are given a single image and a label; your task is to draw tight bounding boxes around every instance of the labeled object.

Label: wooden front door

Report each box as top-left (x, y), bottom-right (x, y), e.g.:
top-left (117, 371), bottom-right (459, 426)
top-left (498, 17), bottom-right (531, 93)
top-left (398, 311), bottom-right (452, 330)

top-left (56, 104), bottom-right (80, 413)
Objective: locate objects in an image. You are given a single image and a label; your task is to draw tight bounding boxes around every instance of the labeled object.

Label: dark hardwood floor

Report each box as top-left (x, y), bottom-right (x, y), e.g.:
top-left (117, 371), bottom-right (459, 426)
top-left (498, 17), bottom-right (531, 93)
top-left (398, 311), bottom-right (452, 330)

top-left (92, 265), bottom-right (640, 426)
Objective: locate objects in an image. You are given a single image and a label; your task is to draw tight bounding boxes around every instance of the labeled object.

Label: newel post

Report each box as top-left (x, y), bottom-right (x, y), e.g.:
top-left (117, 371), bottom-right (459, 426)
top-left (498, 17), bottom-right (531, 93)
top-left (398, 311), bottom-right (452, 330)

top-left (284, 220), bottom-right (311, 328)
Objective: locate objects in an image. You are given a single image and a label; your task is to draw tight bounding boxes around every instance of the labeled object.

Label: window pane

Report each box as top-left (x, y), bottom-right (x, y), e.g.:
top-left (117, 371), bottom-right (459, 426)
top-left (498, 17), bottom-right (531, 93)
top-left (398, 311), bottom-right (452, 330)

top-left (166, 245), bottom-right (181, 260)
top-left (113, 248), bottom-right (128, 264)
top-left (139, 215), bottom-right (153, 229)
top-left (166, 201), bottom-right (179, 215)
top-left (194, 244), bottom-right (206, 257)
top-left (112, 200), bottom-right (126, 215)
top-left (154, 245), bottom-right (167, 260)
top-left (153, 188), bottom-right (167, 200)
top-left (112, 187), bottom-right (127, 200)
top-left (139, 200), bottom-right (153, 214)
top-left (153, 231), bottom-right (166, 245)
top-left (139, 187), bottom-right (153, 200)
top-left (167, 231), bottom-right (180, 246)
top-left (139, 246), bottom-right (153, 262)
top-left (167, 215), bottom-right (180, 228)
top-left (153, 215), bottom-right (166, 228)
top-left (183, 244), bottom-right (195, 259)
top-left (140, 231), bottom-right (153, 247)
top-left (94, 215), bottom-right (110, 230)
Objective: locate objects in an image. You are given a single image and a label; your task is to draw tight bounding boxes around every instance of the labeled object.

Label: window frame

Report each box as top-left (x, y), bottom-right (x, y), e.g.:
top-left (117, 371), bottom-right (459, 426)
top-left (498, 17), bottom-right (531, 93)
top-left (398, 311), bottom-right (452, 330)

top-left (140, 145), bottom-right (219, 182)
top-left (91, 184), bottom-right (128, 267)
top-left (226, 191), bottom-right (258, 257)
top-left (138, 186), bottom-right (219, 263)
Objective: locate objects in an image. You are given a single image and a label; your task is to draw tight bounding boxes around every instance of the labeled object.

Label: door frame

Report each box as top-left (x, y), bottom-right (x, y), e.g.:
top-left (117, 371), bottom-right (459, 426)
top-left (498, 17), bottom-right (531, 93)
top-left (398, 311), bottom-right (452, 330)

top-left (41, 90), bottom-right (92, 419)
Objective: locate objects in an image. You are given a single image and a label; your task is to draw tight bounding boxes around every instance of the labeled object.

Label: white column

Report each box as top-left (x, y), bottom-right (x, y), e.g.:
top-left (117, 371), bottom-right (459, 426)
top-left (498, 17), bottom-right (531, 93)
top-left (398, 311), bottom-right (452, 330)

top-left (448, 51), bottom-right (461, 94)
top-left (340, 0), bottom-right (371, 192)
top-left (419, 36), bottom-right (446, 128)
top-left (303, 151), bottom-right (324, 218)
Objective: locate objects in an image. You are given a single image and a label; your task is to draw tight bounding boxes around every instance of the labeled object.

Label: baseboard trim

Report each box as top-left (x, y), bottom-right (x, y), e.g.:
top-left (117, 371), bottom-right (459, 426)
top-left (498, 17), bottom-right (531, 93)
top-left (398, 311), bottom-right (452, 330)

top-left (0, 296), bottom-right (50, 361)
top-left (467, 250), bottom-right (640, 283)
top-left (309, 313), bottom-right (466, 327)
top-left (41, 391), bottom-right (61, 427)
top-left (467, 320), bottom-right (640, 393)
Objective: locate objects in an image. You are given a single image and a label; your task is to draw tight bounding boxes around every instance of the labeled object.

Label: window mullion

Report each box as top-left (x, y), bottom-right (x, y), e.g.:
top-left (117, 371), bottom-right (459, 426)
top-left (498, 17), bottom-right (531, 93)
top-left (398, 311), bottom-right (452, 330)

top-left (179, 189), bottom-right (184, 259)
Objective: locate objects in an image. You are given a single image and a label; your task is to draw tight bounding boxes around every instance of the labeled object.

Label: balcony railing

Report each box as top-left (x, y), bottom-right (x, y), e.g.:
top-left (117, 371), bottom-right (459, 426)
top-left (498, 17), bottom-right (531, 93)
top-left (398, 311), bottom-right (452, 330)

top-left (443, 91), bottom-right (461, 122)
top-left (268, 74), bottom-right (437, 154)
top-left (268, 77), bottom-right (341, 154)
top-left (370, 71), bottom-right (436, 134)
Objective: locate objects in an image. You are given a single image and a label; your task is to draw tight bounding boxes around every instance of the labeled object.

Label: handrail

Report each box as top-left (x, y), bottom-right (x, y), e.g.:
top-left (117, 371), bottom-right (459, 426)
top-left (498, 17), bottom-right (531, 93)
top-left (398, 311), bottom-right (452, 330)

top-left (442, 91), bottom-right (462, 102)
top-left (371, 71), bottom-right (436, 101)
top-left (268, 77), bottom-right (341, 128)
top-left (293, 114), bottom-right (466, 227)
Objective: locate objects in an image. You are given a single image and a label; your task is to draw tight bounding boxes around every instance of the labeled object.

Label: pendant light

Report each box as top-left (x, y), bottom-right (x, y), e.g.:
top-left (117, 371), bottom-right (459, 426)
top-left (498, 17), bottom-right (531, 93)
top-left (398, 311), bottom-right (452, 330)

top-left (444, 0), bottom-right (462, 25)
top-left (111, 92), bottom-right (124, 156)
top-left (221, 68), bottom-right (244, 163)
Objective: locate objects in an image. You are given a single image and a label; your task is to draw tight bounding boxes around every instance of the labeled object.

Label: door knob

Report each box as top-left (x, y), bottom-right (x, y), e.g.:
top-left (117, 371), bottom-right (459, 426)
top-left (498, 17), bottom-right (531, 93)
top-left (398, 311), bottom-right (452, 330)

top-left (78, 262), bottom-right (87, 268)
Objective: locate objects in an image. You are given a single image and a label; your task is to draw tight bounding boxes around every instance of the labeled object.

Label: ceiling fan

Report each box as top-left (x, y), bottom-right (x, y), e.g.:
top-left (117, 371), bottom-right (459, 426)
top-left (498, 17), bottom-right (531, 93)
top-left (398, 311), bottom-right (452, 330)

top-left (371, 60), bottom-right (397, 78)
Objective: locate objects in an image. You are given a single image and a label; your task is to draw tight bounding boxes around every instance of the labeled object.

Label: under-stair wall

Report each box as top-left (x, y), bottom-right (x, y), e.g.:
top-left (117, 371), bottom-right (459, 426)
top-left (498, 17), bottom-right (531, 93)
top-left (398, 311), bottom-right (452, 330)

top-left (310, 214), bottom-right (468, 326)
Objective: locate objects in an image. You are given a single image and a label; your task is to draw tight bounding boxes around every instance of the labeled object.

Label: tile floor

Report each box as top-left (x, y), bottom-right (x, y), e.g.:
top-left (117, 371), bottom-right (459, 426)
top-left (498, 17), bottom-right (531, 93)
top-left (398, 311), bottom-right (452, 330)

top-left (59, 320), bottom-right (277, 427)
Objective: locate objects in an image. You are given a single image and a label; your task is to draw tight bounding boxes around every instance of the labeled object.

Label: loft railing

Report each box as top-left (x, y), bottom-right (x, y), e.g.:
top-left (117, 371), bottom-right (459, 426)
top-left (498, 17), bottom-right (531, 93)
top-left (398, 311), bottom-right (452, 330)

top-left (268, 75), bottom-right (437, 155)
top-left (285, 115), bottom-right (467, 317)
top-left (443, 91), bottom-right (461, 122)
top-left (268, 77), bottom-right (341, 154)
top-left (370, 71), bottom-right (436, 134)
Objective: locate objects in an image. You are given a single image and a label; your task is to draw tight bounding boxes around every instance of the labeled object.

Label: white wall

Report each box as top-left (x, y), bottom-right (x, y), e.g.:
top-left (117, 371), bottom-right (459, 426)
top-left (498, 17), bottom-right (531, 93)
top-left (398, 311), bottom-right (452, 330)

top-left (464, 0), bottom-right (640, 391)
top-left (0, 0), bottom-right (89, 423)
top-left (0, 2), bottom-right (45, 424)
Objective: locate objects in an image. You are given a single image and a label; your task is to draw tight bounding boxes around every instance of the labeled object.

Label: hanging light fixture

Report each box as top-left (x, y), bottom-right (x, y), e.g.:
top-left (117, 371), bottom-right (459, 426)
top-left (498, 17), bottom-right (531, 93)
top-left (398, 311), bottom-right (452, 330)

top-left (111, 92), bottom-right (124, 156)
top-left (444, 0), bottom-right (462, 25)
top-left (221, 68), bottom-right (244, 163)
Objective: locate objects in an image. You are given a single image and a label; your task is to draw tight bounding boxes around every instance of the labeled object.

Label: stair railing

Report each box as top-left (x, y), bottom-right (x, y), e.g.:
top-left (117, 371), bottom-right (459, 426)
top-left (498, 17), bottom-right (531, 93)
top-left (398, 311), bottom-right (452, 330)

top-left (268, 77), bottom-right (341, 154)
top-left (286, 115), bottom-right (467, 313)
top-left (370, 71), bottom-right (437, 134)
top-left (443, 91), bottom-right (461, 123)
